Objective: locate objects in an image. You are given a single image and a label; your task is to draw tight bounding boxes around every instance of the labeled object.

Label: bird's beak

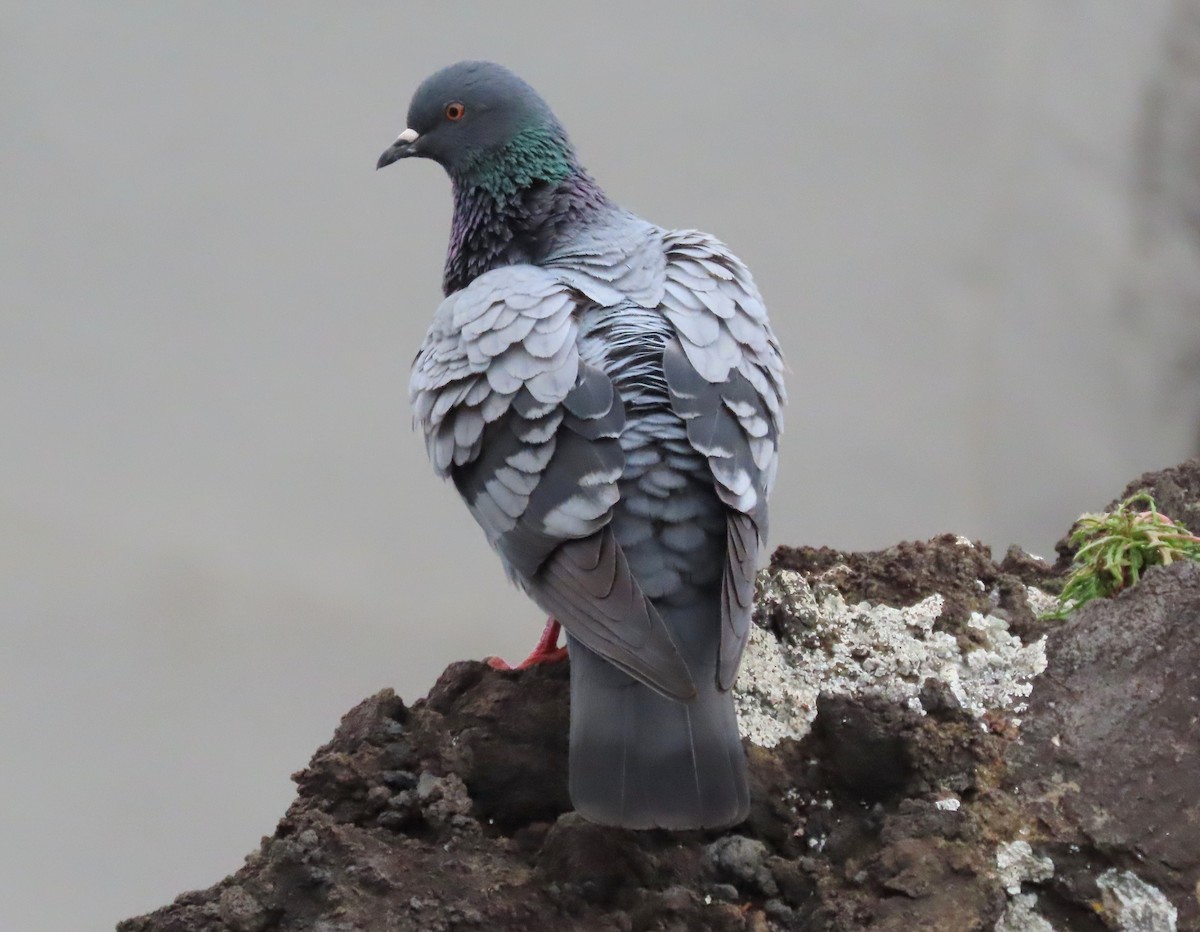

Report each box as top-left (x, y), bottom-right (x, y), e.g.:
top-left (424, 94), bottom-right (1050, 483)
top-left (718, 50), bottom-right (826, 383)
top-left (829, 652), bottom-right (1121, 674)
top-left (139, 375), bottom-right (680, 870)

top-left (376, 128), bottom-right (420, 169)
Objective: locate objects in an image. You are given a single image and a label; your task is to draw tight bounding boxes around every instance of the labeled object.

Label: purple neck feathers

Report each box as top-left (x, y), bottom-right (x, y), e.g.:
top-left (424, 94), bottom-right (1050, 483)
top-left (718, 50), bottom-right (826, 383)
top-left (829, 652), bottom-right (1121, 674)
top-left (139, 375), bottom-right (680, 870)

top-left (442, 169), bottom-right (611, 296)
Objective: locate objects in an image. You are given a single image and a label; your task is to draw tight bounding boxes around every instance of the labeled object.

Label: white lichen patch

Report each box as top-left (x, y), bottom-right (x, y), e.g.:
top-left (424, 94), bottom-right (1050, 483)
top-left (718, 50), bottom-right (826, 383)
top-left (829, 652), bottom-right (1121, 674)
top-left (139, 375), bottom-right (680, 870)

top-left (1024, 585), bottom-right (1060, 617)
top-left (992, 841), bottom-right (1057, 931)
top-left (995, 840), bottom-right (1055, 895)
top-left (995, 893), bottom-right (1056, 932)
top-left (1097, 869), bottom-right (1178, 932)
top-left (735, 568), bottom-right (1048, 747)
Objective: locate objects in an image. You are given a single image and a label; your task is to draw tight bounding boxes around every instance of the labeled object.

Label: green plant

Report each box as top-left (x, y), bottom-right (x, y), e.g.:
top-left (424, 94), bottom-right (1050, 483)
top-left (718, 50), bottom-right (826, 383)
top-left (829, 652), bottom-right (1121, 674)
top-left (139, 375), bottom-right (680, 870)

top-left (1044, 492), bottom-right (1200, 619)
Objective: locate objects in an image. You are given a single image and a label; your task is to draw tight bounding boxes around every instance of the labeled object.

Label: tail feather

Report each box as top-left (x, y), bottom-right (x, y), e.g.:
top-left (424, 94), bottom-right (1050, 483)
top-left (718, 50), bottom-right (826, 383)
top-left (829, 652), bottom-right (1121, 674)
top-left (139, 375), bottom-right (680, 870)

top-left (567, 607), bottom-right (749, 830)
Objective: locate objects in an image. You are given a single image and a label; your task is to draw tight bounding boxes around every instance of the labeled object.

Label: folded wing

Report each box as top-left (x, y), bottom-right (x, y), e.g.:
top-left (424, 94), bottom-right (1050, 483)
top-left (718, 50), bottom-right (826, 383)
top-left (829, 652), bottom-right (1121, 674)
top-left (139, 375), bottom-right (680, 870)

top-left (410, 264), bottom-right (695, 700)
top-left (659, 231), bottom-right (786, 690)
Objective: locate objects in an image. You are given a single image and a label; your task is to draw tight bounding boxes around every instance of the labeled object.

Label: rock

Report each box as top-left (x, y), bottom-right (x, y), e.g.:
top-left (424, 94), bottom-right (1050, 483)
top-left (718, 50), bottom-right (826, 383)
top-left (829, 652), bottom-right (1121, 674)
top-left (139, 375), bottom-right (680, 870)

top-left (705, 835), bottom-right (777, 896)
top-left (536, 813), bottom-right (655, 906)
top-left (995, 840), bottom-right (1054, 895)
top-left (119, 459), bottom-right (1200, 932)
top-left (738, 546), bottom-right (1049, 748)
top-left (1097, 870), bottom-right (1179, 932)
top-left (216, 886), bottom-right (269, 932)
top-left (1010, 560), bottom-right (1200, 927)
top-left (996, 893), bottom-right (1056, 932)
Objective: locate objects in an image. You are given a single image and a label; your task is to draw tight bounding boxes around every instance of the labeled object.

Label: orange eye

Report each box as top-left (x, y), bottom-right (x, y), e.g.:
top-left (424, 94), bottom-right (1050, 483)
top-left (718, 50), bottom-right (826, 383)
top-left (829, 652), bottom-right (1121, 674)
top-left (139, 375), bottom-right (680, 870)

top-left (444, 102), bottom-right (465, 121)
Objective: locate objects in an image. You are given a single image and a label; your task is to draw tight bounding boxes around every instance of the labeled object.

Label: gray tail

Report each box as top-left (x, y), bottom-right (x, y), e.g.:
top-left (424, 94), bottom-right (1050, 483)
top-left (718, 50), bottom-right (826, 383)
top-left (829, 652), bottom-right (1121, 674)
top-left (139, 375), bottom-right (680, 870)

top-left (566, 604), bottom-right (749, 830)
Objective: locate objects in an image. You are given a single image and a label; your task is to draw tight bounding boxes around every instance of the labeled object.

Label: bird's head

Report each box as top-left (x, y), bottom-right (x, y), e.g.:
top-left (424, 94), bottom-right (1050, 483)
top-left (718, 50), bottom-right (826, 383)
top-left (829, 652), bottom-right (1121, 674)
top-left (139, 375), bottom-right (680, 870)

top-left (377, 61), bottom-right (574, 188)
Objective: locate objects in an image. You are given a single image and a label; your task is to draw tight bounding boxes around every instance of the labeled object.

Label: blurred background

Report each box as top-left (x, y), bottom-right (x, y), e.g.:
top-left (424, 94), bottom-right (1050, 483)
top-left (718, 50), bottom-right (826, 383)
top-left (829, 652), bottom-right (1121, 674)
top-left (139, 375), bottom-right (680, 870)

top-left (4, 2), bottom-right (1200, 929)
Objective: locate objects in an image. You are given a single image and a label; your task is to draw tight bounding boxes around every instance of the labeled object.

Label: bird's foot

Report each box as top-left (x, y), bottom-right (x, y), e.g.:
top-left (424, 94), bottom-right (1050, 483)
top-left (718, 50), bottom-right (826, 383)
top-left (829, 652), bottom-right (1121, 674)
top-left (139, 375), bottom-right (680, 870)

top-left (486, 618), bottom-right (568, 670)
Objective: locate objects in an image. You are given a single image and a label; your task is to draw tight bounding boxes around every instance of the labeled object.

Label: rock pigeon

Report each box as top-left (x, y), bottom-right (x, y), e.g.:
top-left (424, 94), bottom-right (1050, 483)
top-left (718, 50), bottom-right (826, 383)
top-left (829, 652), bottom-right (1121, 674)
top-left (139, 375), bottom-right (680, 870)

top-left (378, 61), bottom-right (784, 830)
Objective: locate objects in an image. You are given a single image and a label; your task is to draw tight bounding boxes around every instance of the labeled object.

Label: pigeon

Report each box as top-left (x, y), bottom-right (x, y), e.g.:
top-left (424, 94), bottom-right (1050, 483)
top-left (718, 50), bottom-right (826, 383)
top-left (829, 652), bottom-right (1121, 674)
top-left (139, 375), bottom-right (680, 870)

top-left (378, 61), bottom-right (784, 830)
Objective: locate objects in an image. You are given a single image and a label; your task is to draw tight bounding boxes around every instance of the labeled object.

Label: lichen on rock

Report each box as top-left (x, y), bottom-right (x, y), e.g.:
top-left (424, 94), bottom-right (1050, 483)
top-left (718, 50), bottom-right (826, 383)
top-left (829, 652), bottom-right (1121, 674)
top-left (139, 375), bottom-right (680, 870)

top-left (736, 565), bottom-right (1048, 747)
top-left (1097, 869), bottom-right (1179, 932)
top-left (120, 461), bottom-right (1200, 932)
top-left (994, 839), bottom-right (1055, 896)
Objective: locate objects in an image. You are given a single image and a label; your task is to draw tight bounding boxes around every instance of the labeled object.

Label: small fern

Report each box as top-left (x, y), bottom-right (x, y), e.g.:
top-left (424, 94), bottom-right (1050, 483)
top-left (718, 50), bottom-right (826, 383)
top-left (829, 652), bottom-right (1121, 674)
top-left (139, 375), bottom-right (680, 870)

top-left (1044, 493), bottom-right (1200, 619)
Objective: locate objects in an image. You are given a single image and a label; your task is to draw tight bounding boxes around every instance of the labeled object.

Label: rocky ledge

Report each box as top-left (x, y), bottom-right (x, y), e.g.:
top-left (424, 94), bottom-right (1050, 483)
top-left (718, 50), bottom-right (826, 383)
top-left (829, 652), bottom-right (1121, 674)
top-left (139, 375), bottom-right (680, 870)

top-left (121, 460), bottom-right (1200, 931)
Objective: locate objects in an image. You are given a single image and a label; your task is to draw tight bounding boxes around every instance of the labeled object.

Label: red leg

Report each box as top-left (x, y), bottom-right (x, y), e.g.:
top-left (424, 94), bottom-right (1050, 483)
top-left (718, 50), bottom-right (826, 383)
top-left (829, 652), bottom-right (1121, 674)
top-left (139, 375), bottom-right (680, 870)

top-left (486, 618), bottom-right (568, 670)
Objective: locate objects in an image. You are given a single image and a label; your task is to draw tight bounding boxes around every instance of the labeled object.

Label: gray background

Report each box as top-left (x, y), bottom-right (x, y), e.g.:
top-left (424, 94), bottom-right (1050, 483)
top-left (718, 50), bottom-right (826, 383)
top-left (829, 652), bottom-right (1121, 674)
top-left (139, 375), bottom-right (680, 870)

top-left (4, 3), bottom-right (1200, 930)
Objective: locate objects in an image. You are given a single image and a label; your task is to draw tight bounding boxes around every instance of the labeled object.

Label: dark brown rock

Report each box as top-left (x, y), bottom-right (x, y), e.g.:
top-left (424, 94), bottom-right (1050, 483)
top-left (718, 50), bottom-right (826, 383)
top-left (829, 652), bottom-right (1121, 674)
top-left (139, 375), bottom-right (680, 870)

top-left (119, 460), bottom-right (1200, 932)
top-left (770, 533), bottom-right (1057, 642)
top-left (1009, 559), bottom-right (1200, 928)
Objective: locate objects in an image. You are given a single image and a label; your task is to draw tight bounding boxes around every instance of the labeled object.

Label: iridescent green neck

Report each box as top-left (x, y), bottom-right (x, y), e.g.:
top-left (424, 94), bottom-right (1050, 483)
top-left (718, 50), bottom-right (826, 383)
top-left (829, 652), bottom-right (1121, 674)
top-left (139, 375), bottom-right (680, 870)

top-left (443, 127), bottom-right (611, 295)
top-left (455, 125), bottom-right (575, 197)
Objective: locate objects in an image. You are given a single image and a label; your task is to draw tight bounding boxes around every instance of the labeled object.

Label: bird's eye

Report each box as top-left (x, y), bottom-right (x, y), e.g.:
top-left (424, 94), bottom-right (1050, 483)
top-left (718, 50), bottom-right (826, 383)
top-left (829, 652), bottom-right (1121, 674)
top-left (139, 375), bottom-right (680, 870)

top-left (444, 102), bottom-right (466, 121)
